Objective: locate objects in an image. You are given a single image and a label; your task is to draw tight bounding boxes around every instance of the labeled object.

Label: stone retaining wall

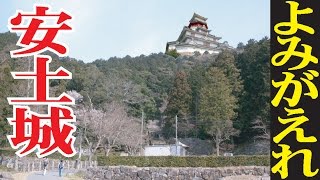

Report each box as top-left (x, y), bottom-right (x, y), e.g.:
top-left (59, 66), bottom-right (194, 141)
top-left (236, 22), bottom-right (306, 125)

top-left (85, 166), bottom-right (270, 180)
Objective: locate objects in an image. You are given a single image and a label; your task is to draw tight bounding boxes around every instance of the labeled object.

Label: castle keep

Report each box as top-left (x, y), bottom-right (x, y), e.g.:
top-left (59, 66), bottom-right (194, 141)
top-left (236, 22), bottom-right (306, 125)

top-left (166, 13), bottom-right (232, 56)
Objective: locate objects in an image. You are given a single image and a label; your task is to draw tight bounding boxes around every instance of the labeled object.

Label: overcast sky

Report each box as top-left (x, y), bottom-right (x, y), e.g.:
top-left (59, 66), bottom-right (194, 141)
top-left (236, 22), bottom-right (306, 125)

top-left (0, 0), bottom-right (270, 62)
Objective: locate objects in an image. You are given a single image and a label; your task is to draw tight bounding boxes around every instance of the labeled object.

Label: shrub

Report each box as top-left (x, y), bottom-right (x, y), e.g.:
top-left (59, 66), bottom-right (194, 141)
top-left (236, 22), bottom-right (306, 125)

top-left (97, 155), bottom-right (269, 167)
top-left (166, 49), bottom-right (180, 58)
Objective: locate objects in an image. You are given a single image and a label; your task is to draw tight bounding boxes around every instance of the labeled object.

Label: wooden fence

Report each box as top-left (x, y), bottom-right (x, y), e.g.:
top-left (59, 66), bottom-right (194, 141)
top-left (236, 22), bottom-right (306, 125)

top-left (0, 157), bottom-right (97, 172)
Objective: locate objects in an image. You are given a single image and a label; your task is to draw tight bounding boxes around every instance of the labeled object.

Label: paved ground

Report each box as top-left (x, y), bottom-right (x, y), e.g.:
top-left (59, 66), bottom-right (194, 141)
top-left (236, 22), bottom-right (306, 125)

top-left (221, 174), bottom-right (270, 180)
top-left (27, 170), bottom-right (69, 180)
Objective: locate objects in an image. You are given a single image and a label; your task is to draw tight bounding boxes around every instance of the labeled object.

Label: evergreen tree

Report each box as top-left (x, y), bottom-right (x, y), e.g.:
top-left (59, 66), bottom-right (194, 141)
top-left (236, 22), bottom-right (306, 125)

top-left (0, 65), bottom-right (14, 146)
top-left (211, 51), bottom-right (243, 97)
top-left (0, 32), bottom-right (271, 149)
top-left (165, 71), bottom-right (192, 118)
top-left (164, 71), bottom-right (192, 137)
top-left (189, 65), bottom-right (206, 121)
top-left (199, 67), bottom-right (239, 156)
top-left (235, 37), bottom-right (270, 142)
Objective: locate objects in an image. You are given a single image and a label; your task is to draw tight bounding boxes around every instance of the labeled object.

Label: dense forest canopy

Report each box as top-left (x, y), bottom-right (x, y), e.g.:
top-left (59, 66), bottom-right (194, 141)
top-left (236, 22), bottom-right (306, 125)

top-left (0, 32), bottom-right (270, 155)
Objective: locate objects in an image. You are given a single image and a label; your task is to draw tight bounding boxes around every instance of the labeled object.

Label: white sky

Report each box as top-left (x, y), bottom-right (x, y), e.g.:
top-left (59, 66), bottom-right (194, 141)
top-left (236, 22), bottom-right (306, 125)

top-left (0, 0), bottom-right (270, 62)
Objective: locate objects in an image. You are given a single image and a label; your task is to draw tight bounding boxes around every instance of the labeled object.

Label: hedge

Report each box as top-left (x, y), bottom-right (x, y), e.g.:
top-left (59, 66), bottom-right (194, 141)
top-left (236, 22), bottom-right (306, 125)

top-left (0, 148), bottom-right (269, 167)
top-left (0, 149), bottom-right (16, 157)
top-left (97, 155), bottom-right (269, 167)
top-left (0, 148), bottom-right (86, 160)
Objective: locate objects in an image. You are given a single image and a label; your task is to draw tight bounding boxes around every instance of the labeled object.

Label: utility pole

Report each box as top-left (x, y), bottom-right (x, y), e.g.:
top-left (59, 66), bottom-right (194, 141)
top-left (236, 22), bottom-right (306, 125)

top-left (140, 110), bottom-right (144, 156)
top-left (175, 115), bottom-right (178, 156)
top-left (27, 56), bottom-right (31, 98)
top-left (78, 129), bottom-right (82, 160)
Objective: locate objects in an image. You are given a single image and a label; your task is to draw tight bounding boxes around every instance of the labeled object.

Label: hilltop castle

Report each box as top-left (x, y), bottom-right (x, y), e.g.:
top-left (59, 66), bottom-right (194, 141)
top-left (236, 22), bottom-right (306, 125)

top-left (166, 13), bottom-right (232, 56)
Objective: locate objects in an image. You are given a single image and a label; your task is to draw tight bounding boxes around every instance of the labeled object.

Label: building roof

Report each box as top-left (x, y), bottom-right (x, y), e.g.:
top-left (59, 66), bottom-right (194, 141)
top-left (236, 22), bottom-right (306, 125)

top-left (189, 13), bottom-right (208, 23)
top-left (173, 42), bottom-right (221, 50)
top-left (178, 141), bottom-right (189, 148)
top-left (176, 26), bottom-right (221, 42)
top-left (195, 26), bottom-right (210, 33)
top-left (167, 41), bottom-right (178, 45)
top-left (145, 141), bottom-right (189, 148)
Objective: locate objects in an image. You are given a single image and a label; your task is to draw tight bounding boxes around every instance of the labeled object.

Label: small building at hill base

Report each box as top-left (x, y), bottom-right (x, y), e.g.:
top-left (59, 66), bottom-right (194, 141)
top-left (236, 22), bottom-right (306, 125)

top-left (166, 13), bottom-right (233, 56)
top-left (143, 142), bottom-right (189, 156)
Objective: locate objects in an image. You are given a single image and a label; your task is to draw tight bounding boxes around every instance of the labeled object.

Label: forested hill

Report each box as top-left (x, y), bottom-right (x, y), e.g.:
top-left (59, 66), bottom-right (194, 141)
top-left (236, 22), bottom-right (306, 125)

top-left (0, 32), bottom-right (269, 150)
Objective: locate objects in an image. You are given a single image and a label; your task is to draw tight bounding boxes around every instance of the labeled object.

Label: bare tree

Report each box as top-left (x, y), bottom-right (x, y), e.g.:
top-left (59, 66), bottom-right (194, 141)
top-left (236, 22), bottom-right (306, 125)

top-left (75, 100), bottom-right (142, 160)
top-left (208, 120), bottom-right (239, 156)
top-left (117, 118), bottom-right (142, 155)
top-left (104, 74), bottom-right (148, 105)
top-left (100, 103), bottom-right (131, 156)
top-left (75, 107), bottom-right (105, 163)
